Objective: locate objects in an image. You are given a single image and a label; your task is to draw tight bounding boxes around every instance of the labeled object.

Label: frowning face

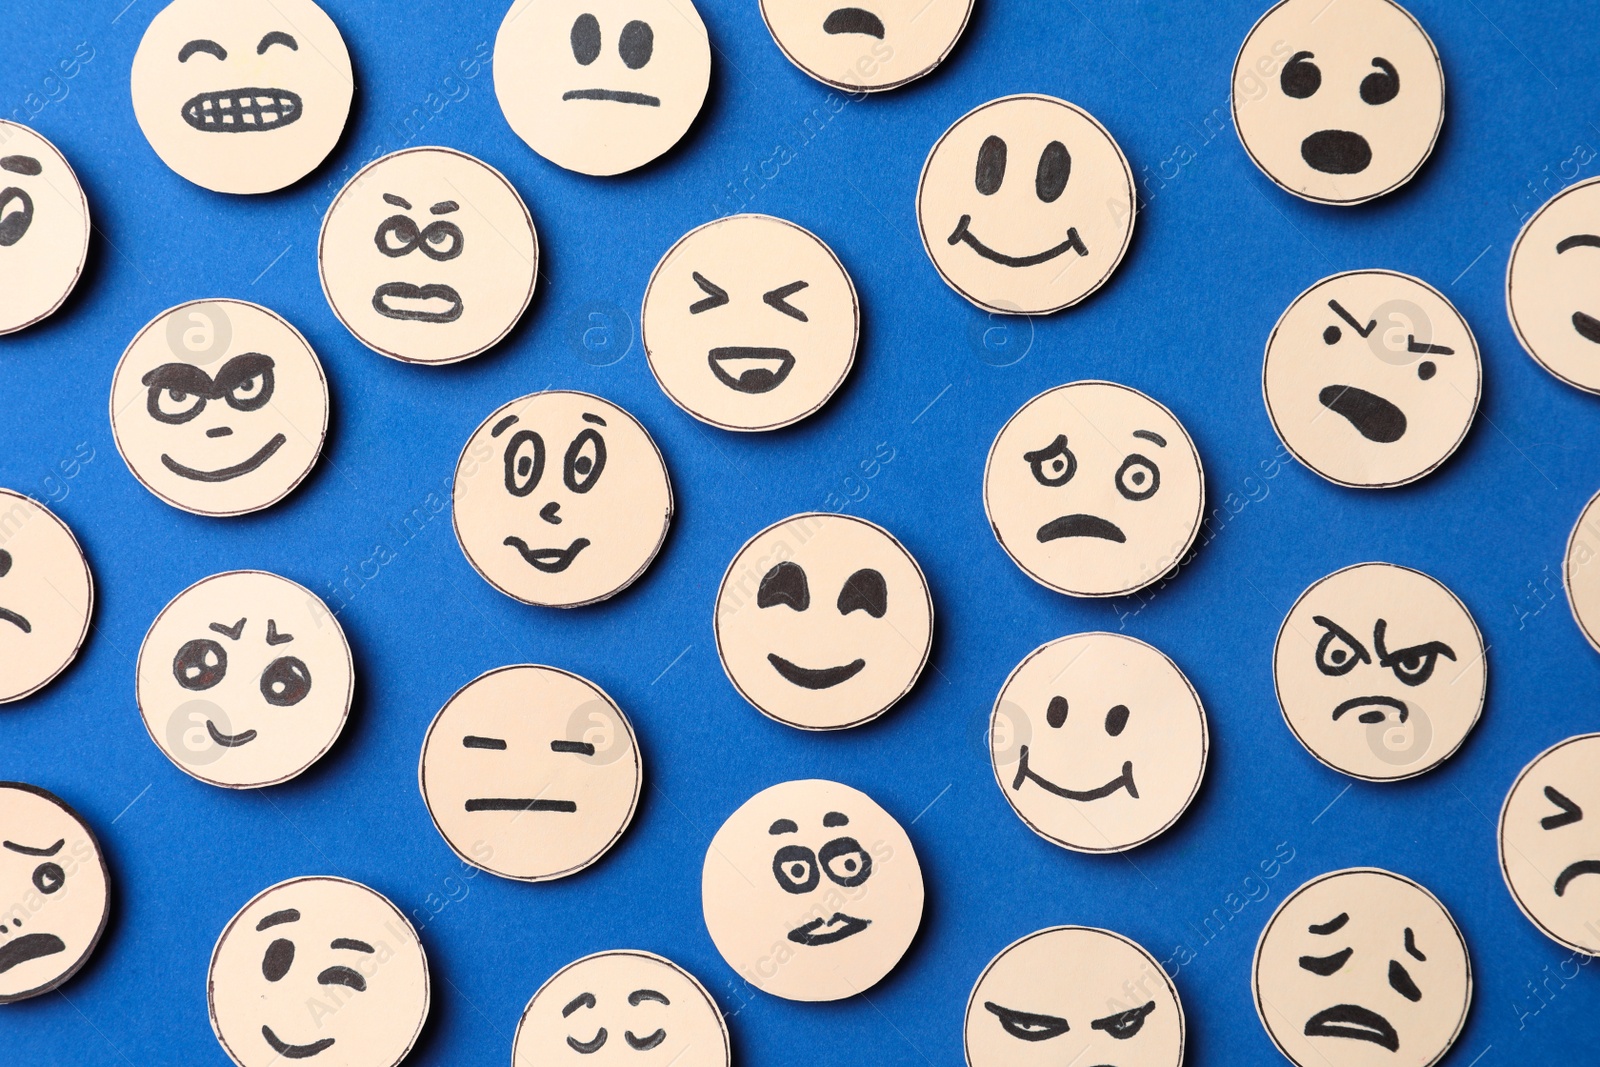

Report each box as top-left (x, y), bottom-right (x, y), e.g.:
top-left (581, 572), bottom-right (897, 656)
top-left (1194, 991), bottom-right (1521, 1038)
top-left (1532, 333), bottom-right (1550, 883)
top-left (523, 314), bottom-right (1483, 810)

top-left (0, 491), bottom-right (93, 705)
top-left (1508, 177), bottom-right (1600, 393)
top-left (759, 0), bottom-right (972, 91)
top-left (1499, 733), bottom-right (1600, 955)
top-left (0, 121), bottom-right (89, 336)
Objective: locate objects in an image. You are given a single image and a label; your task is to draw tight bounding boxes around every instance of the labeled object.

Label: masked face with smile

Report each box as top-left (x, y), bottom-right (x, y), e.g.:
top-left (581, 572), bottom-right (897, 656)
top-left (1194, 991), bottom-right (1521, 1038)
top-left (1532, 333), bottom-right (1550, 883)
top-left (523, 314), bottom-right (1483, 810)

top-left (1508, 176), bottom-right (1600, 394)
top-left (702, 779), bottom-right (922, 1002)
top-left (0, 122), bottom-right (90, 336)
top-left (759, 0), bottom-right (972, 92)
top-left (1499, 733), bottom-right (1600, 955)
top-left (0, 491), bottom-right (93, 705)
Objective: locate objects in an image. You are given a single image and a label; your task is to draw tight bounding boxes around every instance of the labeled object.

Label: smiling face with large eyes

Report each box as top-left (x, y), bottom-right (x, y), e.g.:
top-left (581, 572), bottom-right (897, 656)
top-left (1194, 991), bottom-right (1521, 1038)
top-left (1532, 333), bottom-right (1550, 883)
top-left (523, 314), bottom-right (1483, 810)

top-left (0, 122), bottom-right (89, 336)
top-left (130, 0), bottom-right (352, 194)
top-left (759, 0), bottom-right (972, 91)
top-left (0, 491), bottom-right (93, 705)
top-left (1507, 177), bottom-right (1600, 393)
top-left (209, 877), bottom-right (428, 1067)
top-left (1233, 0), bottom-right (1444, 205)
top-left (1499, 734), bottom-right (1600, 954)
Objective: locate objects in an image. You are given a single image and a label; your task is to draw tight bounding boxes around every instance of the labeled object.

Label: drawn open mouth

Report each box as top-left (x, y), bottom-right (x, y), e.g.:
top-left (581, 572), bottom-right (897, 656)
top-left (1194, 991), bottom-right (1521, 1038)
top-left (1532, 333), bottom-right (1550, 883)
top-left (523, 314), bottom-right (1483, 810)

top-left (206, 720), bottom-right (257, 748)
top-left (768, 653), bottom-right (866, 690)
top-left (465, 798), bottom-right (578, 813)
top-left (504, 536), bottom-right (590, 573)
top-left (562, 89), bottom-right (661, 107)
top-left (182, 88), bottom-right (303, 133)
top-left (1301, 130), bottom-right (1372, 175)
top-left (824, 7), bottom-right (885, 36)
top-left (948, 215), bottom-right (1088, 268)
top-left (373, 282), bottom-right (464, 323)
top-left (0, 186), bottom-right (34, 247)
top-left (1012, 746), bottom-right (1138, 801)
top-left (1319, 385), bottom-right (1407, 443)
top-left (0, 933), bottom-right (65, 975)
top-left (1304, 1004), bottom-right (1398, 1051)
top-left (1037, 514), bottom-right (1126, 543)
top-left (262, 1025), bottom-right (335, 1060)
top-left (708, 347), bottom-right (796, 394)
top-left (1331, 695), bottom-right (1408, 724)
top-left (1573, 311), bottom-right (1600, 344)
top-left (1554, 859), bottom-right (1600, 896)
top-left (788, 912), bottom-right (871, 946)
top-left (161, 434), bottom-right (287, 483)
top-left (0, 607), bottom-right (31, 633)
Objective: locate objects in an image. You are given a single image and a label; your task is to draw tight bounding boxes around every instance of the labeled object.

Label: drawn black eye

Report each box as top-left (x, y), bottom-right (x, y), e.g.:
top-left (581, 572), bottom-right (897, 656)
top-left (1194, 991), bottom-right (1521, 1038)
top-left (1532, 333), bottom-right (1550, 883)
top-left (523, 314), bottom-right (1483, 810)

top-left (1105, 704), bottom-right (1129, 737)
top-left (1323, 325), bottom-right (1342, 345)
top-left (689, 272), bottom-right (729, 314)
top-left (418, 221), bottom-right (464, 262)
top-left (32, 862), bottom-right (64, 894)
top-left (1360, 58), bottom-right (1400, 105)
top-left (1388, 960), bottom-right (1421, 1002)
top-left (820, 837), bottom-right (873, 887)
top-left (1115, 455), bottom-right (1160, 501)
top-left (262, 938), bottom-right (294, 982)
top-left (563, 429), bottom-right (607, 493)
top-left (1299, 947), bottom-right (1353, 975)
top-left (571, 14), bottom-right (602, 65)
top-left (150, 387), bottom-right (207, 424)
top-left (1091, 1001), bottom-right (1155, 1040)
top-left (1541, 786), bottom-right (1584, 830)
top-left (984, 1002), bottom-right (1070, 1042)
top-left (837, 569), bottom-right (887, 617)
top-left (1035, 141), bottom-right (1070, 203)
top-left (227, 372), bottom-right (271, 410)
top-left (758, 562), bottom-right (809, 611)
top-left (502, 430), bottom-right (546, 498)
top-left (1025, 435), bottom-right (1076, 487)
top-left (975, 135), bottom-right (1007, 195)
top-left (260, 657), bottom-right (312, 707)
top-left (1374, 620), bottom-right (1454, 687)
top-left (619, 20), bottom-right (654, 69)
top-left (0, 186), bottom-right (32, 248)
top-left (318, 966), bottom-right (367, 992)
top-left (1312, 616), bottom-right (1369, 676)
top-left (258, 31), bottom-right (298, 54)
top-left (375, 215), bottom-right (419, 257)
top-left (178, 39), bottom-right (227, 63)
top-left (1280, 51), bottom-right (1321, 98)
top-left (772, 845), bottom-right (819, 894)
top-left (1046, 696), bottom-right (1068, 728)
top-left (0, 550), bottom-right (11, 578)
top-left (763, 281), bottom-right (809, 322)
top-left (174, 639), bottom-right (227, 690)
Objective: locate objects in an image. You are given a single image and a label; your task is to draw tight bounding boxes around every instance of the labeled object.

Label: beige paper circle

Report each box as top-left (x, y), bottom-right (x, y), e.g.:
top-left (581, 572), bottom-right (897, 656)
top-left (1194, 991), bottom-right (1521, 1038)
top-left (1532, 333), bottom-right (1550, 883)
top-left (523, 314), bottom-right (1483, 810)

top-left (714, 513), bottom-right (932, 731)
top-left (110, 299), bottom-right (328, 517)
top-left (208, 876), bottom-right (429, 1067)
top-left (136, 571), bottom-right (352, 789)
top-left (642, 215), bottom-right (858, 432)
top-left (1498, 733), bottom-right (1600, 955)
top-left (419, 665), bottom-right (641, 882)
top-left (0, 783), bottom-right (110, 1004)
top-left (1563, 488), bottom-right (1600, 653)
top-left (760, 0), bottom-right (972, 92)
top-left (984, 381), bottom-right (1203, 598)
top-left (918, 95), bottom-right (1135, 316)
top-left (1507, 176), bottom-right (1600, 393)
top-left (454, 391), bottom-right (672, 608)
top-left (1253, 868), bottom-right (1470, 1067)
top-left (1232, 0), bottom-right (1444, 206)
top-left (512, 950), bottom-right (729, 1067)
top-left (1264, 270), bottom-right (1480, 488)
top-left (495, 0), bottom-right (711, 176)
top-left (130, 0), bottom-right (353, 195)
top-left (965, 926), bottom-right (1184, 1067)
top-left (990, 633), bottom-right (1207, 854)
top-left (0, 491), bottom-right (92, 705)
top-left (319, 147), bottom-right (538, 365)
top-left (701, 779), bottom-right (923, 1002)
top-left (0, 122), bottom-right (89, 335)
top-left (1275, 563), bottom-right (1484, 783)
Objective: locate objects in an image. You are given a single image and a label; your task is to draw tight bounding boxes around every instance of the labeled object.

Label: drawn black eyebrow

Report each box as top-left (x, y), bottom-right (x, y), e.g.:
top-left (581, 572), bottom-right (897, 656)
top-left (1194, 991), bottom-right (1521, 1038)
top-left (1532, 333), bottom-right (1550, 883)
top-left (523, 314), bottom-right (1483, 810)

top-left (1309, 913), bottom-right (1349, 935)
top-left (258, 31), bottom-right (299, 53)
top-left (1327, 299), bottom-right (1376, 337)
top-left (0, 155), bottom-right (41, 176)
top-left (582, 413), bottom-right (607, 426)
top-left (256, 909), bottom-right (301, 931)
top-left (1556, 234), bottom-right (1600, 253)
top-left (265, 620), bottom-right (293, 646)
top-left (1133, 430), bottom-right (1167, 447)
top-left (629, 989), bottom-right (670, 1006)
top-left (179, 39), bottom-right (228, 62)
top-left (210, 618), bottom-right (247, 640)
top-left (332, 938), bottom-right (374, 953)
top-left (823, 812), bottom-right (849, 828)
top-left (463, 736), bottom-right (507, 750)
top-left (383, 193), bottom-right (412, 209)
top-left (491, 415), bottom-right (519, 437)
top-left (430, 201), bottom-right (459, 215)
top-left (551, 740), bottom-right (596, 755)
top-left (1404, 927), bottom-right (1426, 962)
top-left (3, 839), bottom-right (64, 857)
top-left (563, 993), bottom-right (597, 1017)
top-left (769, 819), bottom-right (799, 835)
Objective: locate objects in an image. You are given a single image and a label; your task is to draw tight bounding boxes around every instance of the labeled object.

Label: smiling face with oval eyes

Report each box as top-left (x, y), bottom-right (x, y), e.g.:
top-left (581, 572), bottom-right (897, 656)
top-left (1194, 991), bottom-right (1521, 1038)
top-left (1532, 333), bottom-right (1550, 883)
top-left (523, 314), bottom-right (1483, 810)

top-left (0, 491), bottom-right (93, 706)
top-left (0, 121), bottom-right (90, 336)
top-left (1499, 734), bottom-right (1600, 955)
top-left (759, 0), bottom-right (972, 92)
top-left (1507, 177), bottom-right (1600, 393)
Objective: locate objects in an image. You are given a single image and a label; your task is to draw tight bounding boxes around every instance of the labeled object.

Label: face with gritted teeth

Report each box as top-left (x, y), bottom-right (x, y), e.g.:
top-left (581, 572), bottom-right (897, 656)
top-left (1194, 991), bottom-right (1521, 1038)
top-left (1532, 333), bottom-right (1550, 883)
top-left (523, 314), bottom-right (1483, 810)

top-left (1499, 734), bottom-right (1600, 955)
top-left (758, 0), bottom-right (972, 91)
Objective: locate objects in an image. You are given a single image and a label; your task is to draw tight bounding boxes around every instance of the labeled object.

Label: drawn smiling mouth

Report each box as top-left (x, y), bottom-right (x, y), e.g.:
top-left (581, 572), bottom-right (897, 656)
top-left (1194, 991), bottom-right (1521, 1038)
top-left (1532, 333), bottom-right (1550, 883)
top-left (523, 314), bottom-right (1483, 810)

top-left (1554, 859), bottom-right (1600, 896)
top-left (562, 89), bottom-right (661, 107)
top-left (182, 88), bottom-right (303, 133)
top-left (788, 912), bottom-right (871, 946)
top-left (262, 1025), bottom-right (335, 1060)
top-left (161, 434), bottom-right (287, 483)
top-left (373, 282), bottom-right (464, 323)
top-left (824, 7), bottom-right (885, 36)
top-left (1319, 385), bottom-right (1407, 443)
top-left (768, 653), bottom-right (866, 690)
top-left (1037, 514), bottom-right (1126, 543)
top-left (947, 215), bottom-right (1089, 268)
top-left (1304, 1004), bottom-right (1399, 1051)
top-left (1012, 745), bottom-right (1138, 801)
top-left (206, 720), bottom-right (257, 748)
top-left (1332, 695), bottom-right (1408, 724)
top-left (708, 347), bottom-right (796, 393)
top-left (0, 933), bottom-right (65, 974)
top-left (504, 536), bottom-right (590, 573)
top-left (0, 607), bottom-right (31, 633)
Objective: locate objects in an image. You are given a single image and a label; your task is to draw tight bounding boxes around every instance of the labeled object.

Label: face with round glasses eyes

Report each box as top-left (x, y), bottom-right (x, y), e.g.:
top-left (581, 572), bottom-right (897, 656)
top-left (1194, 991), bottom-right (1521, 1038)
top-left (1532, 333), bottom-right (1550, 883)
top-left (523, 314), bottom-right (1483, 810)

top-left (1499, 734), bottom-right (1600, 955)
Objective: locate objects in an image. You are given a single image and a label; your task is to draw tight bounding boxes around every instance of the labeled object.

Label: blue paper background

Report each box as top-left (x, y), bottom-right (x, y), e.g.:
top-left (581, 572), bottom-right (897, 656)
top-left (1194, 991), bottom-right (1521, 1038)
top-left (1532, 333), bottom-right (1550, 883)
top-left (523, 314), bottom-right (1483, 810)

top-left (2, 0), bottom-right (1598, 1063)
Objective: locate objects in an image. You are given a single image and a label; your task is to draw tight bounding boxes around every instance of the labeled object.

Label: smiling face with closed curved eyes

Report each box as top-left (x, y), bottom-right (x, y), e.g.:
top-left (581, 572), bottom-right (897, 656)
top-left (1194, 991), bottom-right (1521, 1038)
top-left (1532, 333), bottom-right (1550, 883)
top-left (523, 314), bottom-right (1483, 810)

top-left (1499, 734), bottom-right (1600, 955)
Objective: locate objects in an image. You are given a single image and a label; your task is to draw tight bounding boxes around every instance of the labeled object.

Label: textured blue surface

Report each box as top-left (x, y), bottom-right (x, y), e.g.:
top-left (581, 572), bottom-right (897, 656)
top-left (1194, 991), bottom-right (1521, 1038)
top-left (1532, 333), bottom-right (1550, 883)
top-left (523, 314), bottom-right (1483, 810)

top-left (2, 0), bottom-right (1598, 1064)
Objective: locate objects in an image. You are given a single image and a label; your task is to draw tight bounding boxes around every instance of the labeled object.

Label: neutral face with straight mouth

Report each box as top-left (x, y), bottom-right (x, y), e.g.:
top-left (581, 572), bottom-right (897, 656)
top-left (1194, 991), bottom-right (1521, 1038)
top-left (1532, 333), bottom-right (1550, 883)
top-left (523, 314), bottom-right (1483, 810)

top-left (1499, 733), bottom-right (1600, 954)
top-left (0, 491), bottom-right (93, 705)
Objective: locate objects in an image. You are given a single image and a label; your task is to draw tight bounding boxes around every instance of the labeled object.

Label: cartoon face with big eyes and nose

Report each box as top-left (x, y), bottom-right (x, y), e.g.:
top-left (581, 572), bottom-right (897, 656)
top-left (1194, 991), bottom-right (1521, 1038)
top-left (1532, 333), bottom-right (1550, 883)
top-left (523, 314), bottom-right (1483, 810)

top-left (1499, 734), bottom-right (1600, 955)
top-left (918, 95), bottom-right (1135, 315)
top-left (1264, 271), bottom-right (1479, 488)
top-left (985, 381), bottom-right (1204, 598)
top-left (643, 215), bottom-right (859, 431)
top-left (320, 147), bottom-right (538, 365)
top-left (131, 0), bottom-right (353, 194)
top-left (111, 300), bottom-right (328, 516)
top-left (495, 0), bottom-right (711, 176)
top-left (0, 784), bottom-right (109, 1004)
top-left (209, 876), bottom-right (429, 1067)
top-left (1254, 869), bottom-right (1471, 1067)
top-left (455, 391), bottom-right (673, 608)
top-left (702, 779), bottom-right (923, 1002)
top-left (420, 665), bottom-right (641, 882)
top-left (0, 122), bottom-right (90, 336)
top-left (1508, 177), bottom-right (1600, 393)
top-left (759, 0), bottom-right (972, 92)
top-left (0, 490), bottom-right (93, 705)
top-left (1233, 0), bottom-right (1444, 205)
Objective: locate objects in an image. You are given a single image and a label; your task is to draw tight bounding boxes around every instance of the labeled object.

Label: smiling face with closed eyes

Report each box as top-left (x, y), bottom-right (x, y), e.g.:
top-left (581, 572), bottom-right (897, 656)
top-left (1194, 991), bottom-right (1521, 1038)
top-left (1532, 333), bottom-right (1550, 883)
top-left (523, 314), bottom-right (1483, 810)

top-left (1499, 734), bottom-right (1600, 955)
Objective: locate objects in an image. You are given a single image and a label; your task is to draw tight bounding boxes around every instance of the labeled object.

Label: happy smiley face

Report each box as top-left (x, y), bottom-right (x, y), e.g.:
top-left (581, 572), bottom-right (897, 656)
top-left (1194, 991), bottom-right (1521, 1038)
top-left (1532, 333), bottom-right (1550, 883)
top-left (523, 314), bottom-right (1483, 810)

top-left (642, 215), bottom-right (859, 431)
top-left (136, 571), bottom-right (352, 789)
top-left (319, 147), bottom-right (539, 365)
top-left (1508, 177), bottom-right (1600, 393)
top-left (209, 877), bottom-right (428, 1067)
top-left (0, 491), bottom-right (93, 705)
top-left (495, 0), bottom-right (711, 176)
top-left (130, 0), bottom-right (353, 194)
top-left (702, 780), bottom-right (923, 1002)
top-left (918, 95), bottom-right (1135, 315)
top-left (1233, 0), bottom-right (1444, 205)
top-left (1254, 869), bottom-right (1470, 1067)
top-left (985, 381), bottom-right (1204, 598)
top-left (1275, 563), bottom-right (1484, 783)
top-left (1499, 734), bottom-right (1600, 955)
top-left (759, 0), bottom-right (972, 92)
top-left (0, 122), bottom-right (89, 336)
top-left (0, 784), bottom-right (109, 1004)
top-left (714, 513), bottom-right (932, 730)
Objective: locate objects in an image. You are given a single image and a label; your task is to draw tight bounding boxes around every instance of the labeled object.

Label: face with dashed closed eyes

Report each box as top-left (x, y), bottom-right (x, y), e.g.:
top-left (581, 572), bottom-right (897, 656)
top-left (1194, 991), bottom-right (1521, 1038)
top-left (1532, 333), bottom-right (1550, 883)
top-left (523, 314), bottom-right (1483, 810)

top-left (1508, 177), bottom-right (1600, 393)
top-left (1499, 734), bottom-right (1600, 955)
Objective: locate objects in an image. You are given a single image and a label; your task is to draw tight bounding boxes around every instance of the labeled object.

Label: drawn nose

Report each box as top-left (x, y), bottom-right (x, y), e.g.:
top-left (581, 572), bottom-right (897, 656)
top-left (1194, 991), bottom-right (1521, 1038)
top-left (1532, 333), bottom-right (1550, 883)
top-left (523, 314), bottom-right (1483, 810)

top-left (540, 501), bottom-right (562, 525)
top-left (207, 426), bottom-right (233, 438)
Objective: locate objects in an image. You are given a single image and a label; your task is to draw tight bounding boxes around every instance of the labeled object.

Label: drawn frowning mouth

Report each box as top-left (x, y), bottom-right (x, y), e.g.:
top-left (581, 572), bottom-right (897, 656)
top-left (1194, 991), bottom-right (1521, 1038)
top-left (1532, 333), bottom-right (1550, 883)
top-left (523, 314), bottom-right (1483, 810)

top-left (948, 214), bottom-right (1089, 267)
top-left (1012, 746), bottom-right (1138, 801)
top-left (373, 282), bottom-right (464, 323)
top-left (1304, 1004), bottom-right (1398, 1051)
top-left (1319, 385), bottom-right (1407, 443)
top-left (0, 607), bottom-right (31, 633)
top-left (207, 720), bottom-right (257, 748)
top-left (1331, 695), bottom-right (1408, 724)
top-left (788, 912), bottom-right (871, 946)
top-left (562, 89), bottom-right (661, 107)
top-left (0, 933), bottom-right (65, 975)
top-left (182, 89), bottom-right (303, 133)
top-left (262, 1025), bottom-right (335, 1059)
top-left (1037, 514), bottom-right (1126, 543)
top-left (708, 347), bottom-right (796, 394)
top-left (824, 7), bottom-right (885, 36)
top-left (161, 434), bottom-right (287, 483)
top-left (504, 536), bottom-right (590, 573)
top-left (1554, 859), bottom-right (1600, 896)
top-left (767, 653), bottom-right (866, 690)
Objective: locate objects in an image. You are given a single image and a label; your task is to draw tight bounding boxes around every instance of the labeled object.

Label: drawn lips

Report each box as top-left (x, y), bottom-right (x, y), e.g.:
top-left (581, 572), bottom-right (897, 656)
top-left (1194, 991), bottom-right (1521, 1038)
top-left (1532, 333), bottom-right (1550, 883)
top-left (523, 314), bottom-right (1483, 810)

top-left (0, 932), bottom-right (65, 975)
top-left (708, 347), bottom-right (796, 393)
top-left (373, 282), bottom-right (464, 323)
top-left (182, 88), bottom-right (303, 133)
top-left (788, 912), bottom-right (871, 946)
top-left (767, 653), bottom-right (866, 690)
top-left (1554, 859), bottom-right (1600, 896)
top-left (504, 536), bottom-right (590, 573)
top-left (0, 186), bottom-right (34, 247)
top-left (1037, 514), bottom-right (1127, 543)
top-left (262, 1025), bottom-right (335, 1060)
top-left (1319, 385), bottom-right (1407, 443)
top-left (1301, 130), bottom-right (1373, 175)
top-left (206, 720), bottom-right (257, 748)
top-left (1304, 1004), bottom-right (1399, 1052)
top-left (948, 214), bottom-right (1089, 268)
top-left (0, 607), bottom-right (31, 633)
top-left (824, 7), bottom-right (885, 36)
top-left (1331, 695), bottom-right (1408, 724)
top-left (161, 433), bottom-right (287, 483)
top-left (562, 89), bottom-right (661, 107)
top-left (1012, 746), bottom-right (1139, 801)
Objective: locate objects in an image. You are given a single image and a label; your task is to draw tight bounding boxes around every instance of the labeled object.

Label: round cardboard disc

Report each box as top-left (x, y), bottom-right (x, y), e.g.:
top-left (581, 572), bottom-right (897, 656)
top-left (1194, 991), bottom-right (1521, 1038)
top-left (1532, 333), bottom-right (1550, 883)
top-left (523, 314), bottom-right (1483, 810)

top-left (917, 94), bottom-right (1135, 315)
top-left (701, 779), bottom-right (923, 1002)
top-left (512, 950), bottom-right (730, 1067)
top-left (1253, 868), bottom-right (1471, 1067)
top-left (1565, 488), bottom-right (1600, 653)
top-left (0, 782), bottom-right (110, 1004)
top-left (0, 490), bottom-right (93, 705)
top-left (1275, 562), bottom-right (1485, 782)
top-left (965, 926), bottom-right (1184, 1067)
top-left (319, 146), bottom-right (538, 365)
top-left (983, 381), bottom-right (1204, 598)
top-left (494, 0), bottom-right (711, 176)
top-left (1507, 175), bottom-right (1600, 394)
top-left (1232, 0), bottom-right (1444, 206)
top-left (136, 570), bottom-right (352, 789)
top-left (208, 876), bottom-right (429, 1067)
top-left (130, 0), bottom-right (353, 194)
top-left (759, 0), bottom-right (972, 92)
top-left (418, 665), bottom-right (641, 882)
top-left (0, 121), bottom-right (90, 335)
top-left (453, 390), bottom-right (672, 608)
top-left (642, 214), bottom-right (859, 432)
top-left (1498, 733), bottom-right (1600, 955)
top-left (1263, 270), bottom-right (1480, 488)
top-left (110, 299), bottom-right (329, 517)
top-left (714, 513), bottom-right (932, 730)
